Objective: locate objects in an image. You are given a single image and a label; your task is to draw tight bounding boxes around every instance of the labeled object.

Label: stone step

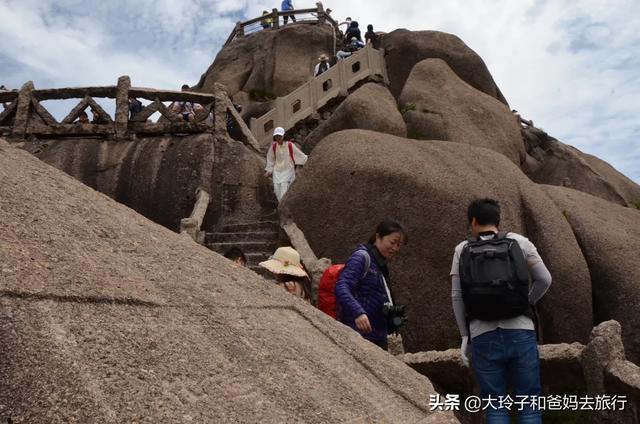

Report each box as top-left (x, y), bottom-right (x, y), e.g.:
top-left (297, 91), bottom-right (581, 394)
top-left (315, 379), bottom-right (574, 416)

top-left (245, 252), bottom-right (271, 266)
top-left (207, 241), bottom-right (278, 255)
top-left (221, 221), bottom-right (279, 233)
top-left (205, 231), bottom-right (278, 244)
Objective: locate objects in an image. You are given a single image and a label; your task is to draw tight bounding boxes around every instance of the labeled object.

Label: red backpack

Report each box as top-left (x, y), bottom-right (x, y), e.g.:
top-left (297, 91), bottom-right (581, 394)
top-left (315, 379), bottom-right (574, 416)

top-left (272, 141), bottom-right (295, 163)
top-left (317, 250), bottom-right (371, 319)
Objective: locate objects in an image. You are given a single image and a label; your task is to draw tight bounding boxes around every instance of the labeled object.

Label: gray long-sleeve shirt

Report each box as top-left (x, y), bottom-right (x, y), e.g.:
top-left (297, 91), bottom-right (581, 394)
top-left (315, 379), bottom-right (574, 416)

top-left (450, 232), bottom-right (552, 339)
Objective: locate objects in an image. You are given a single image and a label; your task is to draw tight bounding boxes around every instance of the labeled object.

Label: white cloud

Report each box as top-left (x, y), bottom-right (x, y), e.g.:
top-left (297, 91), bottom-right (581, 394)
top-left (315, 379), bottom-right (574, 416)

top-left (0, 0), bottom-right (638, 183)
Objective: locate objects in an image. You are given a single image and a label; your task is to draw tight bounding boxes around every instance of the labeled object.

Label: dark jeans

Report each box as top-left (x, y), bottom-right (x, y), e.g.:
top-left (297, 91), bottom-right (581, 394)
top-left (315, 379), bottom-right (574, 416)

top-left (472, 328), bottom-right (541, 424)
top-left (283, 13), bottom-right (296, 25)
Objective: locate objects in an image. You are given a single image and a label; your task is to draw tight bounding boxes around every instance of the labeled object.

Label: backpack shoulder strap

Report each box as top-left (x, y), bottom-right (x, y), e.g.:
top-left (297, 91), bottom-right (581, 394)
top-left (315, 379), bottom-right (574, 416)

top-left (353, 249), bottom-right (371, 280)
top-left (496, 231), bottom-right (508, 240)
top-left (287, 141), bottom-right (294, 163)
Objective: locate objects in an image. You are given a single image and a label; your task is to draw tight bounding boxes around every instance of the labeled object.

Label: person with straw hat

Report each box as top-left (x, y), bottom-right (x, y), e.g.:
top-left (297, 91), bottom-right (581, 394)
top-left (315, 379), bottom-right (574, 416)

top-left (259, 247), bottom-right (311, 302)
top-left (314, 54), bottom-right (331, 77)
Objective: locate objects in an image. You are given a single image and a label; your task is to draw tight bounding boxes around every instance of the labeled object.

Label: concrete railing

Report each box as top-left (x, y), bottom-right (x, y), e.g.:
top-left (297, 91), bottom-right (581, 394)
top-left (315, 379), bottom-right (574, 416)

top-left (250, 43), bottom-right (389, 149)
top-left (180, 188), bottom-right (211, 244)
top-left (224, 2), bottom-right (340, 46)
top-left (0, 77), bottom-right (262, 146)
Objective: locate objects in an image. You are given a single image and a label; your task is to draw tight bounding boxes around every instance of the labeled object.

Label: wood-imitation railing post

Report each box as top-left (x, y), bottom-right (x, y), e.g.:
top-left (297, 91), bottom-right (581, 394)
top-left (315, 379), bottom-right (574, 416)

top-left (235, 22), bottom-right (244, 38)
top-left (115, 75), bottom-right (131, 140)
top-left (12, 81), bottom-right (34, 139)
top-left (316, 2), bottom-right (325, 24)
top-left (272, 9), bottom-right (280, 29)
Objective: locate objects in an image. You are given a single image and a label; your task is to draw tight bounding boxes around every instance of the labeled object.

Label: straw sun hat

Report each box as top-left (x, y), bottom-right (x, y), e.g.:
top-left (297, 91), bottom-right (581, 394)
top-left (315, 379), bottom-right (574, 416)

top-left (259, 246), bottom-right (308, 278)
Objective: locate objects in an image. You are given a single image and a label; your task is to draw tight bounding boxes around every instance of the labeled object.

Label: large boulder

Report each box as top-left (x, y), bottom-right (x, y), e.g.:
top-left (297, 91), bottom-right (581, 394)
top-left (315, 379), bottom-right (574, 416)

top-left (21, 134), bottom-right (268, 231)
top-left (195, 24), bottom-right (334, 113)
top-left (524, 127), bottom-right (640, 207)
top-left (399, 59), bottom-right (525, 165)
top-left (280, 130), bottom-right (593, 352)
top-left (381, 29), bottom-right (508, 104)
top-left (0, 138), bottom-right (454, 423)
top-left (544, 185), bottom-right (640, 364)
top-left (302, 83), bottom-right (407, 152)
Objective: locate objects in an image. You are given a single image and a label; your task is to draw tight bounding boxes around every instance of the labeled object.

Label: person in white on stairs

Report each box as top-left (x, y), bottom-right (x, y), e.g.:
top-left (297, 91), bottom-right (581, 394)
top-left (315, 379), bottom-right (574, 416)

top-left (264, 127), bottom-right (308, 202)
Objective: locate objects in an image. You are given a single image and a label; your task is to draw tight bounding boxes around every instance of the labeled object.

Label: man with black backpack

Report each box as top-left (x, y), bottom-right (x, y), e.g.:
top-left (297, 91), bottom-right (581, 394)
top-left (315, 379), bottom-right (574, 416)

top-left (450, 198), bottom-right (552, 423)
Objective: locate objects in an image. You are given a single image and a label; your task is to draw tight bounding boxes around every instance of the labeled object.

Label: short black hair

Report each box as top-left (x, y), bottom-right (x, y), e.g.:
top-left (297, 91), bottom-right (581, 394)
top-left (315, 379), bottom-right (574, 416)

top-left (369, 219), bottom-right (408, 245)
top-left (367, 24), bottom-right (373, 31)
top-left (224, 247), bottom-right (247, 263)
top-left (181, 84), bottom-right (190, 90)
top-left (467, 198), bottom-right (501, 226)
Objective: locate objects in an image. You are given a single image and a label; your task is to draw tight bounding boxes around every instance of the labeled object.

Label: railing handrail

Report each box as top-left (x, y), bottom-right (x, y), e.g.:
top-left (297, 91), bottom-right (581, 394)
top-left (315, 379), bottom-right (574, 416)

top-left (249, 44), bottom-right (388, 148)
top-left (224, 2), bottom-right (339, 47)
top-left (0, 77), bottom-right (254, 143)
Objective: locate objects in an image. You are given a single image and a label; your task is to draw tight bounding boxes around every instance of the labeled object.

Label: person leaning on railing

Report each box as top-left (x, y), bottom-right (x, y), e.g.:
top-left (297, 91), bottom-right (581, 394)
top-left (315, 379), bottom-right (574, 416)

top-left (261, 10), bottom-right (273, 29)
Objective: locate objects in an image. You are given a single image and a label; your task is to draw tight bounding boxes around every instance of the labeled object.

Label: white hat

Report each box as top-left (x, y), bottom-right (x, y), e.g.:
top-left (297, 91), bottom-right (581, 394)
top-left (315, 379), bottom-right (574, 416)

top-left (273, 127), bottom-right (285, 137)
top-left (259, 247), bottom-right (308, 278)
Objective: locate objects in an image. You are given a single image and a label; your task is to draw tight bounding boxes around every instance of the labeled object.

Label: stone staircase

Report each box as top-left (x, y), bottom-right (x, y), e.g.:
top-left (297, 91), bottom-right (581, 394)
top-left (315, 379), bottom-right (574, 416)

top-left (205, 219), bottom-right (280, 278)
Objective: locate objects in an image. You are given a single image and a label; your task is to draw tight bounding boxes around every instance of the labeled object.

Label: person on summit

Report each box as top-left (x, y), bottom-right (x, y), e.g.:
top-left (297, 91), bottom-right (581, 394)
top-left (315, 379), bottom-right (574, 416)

top-left (281, 0), bottom-right (296, 25)
top-left (450, 198), bottom-right (552, 424)
top-left (344, 21), bottom-right (362, 42)
top-left (335, 219), bottom-right (408, 351)
top-left (264, 127), bottom-right (308, 202)
top-left (365, 24), bottom-right (380, 49)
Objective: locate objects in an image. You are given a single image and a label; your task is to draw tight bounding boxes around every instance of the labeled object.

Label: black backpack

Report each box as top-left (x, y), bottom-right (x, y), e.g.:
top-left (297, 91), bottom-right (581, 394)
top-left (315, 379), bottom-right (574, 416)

top-left (459, 232), bottom-right (531, 321)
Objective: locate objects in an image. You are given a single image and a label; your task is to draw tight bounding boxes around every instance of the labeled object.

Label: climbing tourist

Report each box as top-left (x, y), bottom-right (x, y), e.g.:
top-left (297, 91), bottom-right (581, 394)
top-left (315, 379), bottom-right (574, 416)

top-left (259, 246), bottom-right (311, 302)
top-left (281, 0), bottom-right (296, 25)
top-left (172, 84), bottom-right (203, 122)
top-left (129, 97), bottom-right (143, 119)
top-left (0, 85), bottom-right (8, 109)
top-left (365, 24), bottom-right (380, 49)
top-left (314, 54), bottom-right (331, 76)
top-left (450, 198), bottom-right (552, 424)
top-left (224, 247), bottom-right (247, 267)
top-left (335, 219), bottom-right (408, 351)
top-left (338, 17), bottom-right (352, 37)
top-left (264, 126), bottom-right (308, 202)
top-left (261, 10), bottom-right (273, 29)
top-left (344, 21), bottom-right (362, 42)
top-left (349, 37), bottom-right (365, 52)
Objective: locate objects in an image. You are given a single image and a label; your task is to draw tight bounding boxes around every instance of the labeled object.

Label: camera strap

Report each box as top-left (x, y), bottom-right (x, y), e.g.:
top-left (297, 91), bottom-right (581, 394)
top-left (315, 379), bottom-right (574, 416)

top-left (381, 275), bottom-right (393, 306)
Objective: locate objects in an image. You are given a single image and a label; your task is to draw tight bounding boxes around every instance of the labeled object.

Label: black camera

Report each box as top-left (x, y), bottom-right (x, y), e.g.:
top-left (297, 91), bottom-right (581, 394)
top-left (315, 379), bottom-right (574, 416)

top-left (382, 302), bottom-right (408, 334)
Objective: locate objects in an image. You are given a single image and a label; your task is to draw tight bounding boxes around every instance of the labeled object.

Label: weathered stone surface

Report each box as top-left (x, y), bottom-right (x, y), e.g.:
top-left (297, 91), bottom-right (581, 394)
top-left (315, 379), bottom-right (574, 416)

top-left (281, 130), bottom-right (592, 352)
top-left (524, 127), bottom-right (640, 206)
top-left (381, 29), bottom-right (508, 104)
top-left (544, 186), bottom-right (640, 364)
top-left (303, 83), bottom-right (407, 153)
top-left (605, 360), bottom-right (640, 424)
top-left (0, 138), bottom-right (455, 423)
top-left (195, 24), bottom-right (334, 114)
top-left (20, 133), bottom-right (268, 232)
top-left (581, 321), bottom-right (627, 393)
top-left (399, 59), bottom-right (525, 165)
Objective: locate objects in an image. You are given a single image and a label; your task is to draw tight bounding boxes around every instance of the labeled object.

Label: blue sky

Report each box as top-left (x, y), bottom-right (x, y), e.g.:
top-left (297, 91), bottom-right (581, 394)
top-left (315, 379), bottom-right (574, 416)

top-left (1, 0), bottom-right (638, 183)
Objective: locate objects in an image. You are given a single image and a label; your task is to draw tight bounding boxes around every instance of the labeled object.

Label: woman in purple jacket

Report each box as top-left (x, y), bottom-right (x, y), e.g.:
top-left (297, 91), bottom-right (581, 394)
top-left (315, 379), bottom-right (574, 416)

top-left (335, 219), bottom-right (408, 350)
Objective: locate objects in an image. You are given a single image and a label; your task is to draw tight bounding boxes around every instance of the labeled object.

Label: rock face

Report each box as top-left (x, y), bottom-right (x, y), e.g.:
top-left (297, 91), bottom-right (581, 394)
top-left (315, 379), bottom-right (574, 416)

top-left (523, 127), bottom-right (640, 206)
top-left (399, 58), bottom-right (525, 165)
top-left (0, 138), bottom-right (454, 423)
top-left (382, 29), bottom-right (508, 104)
top-left (302, 83), bottom-right (407, 153)
top-left (20, 134), bottom-right (269, 231)
top-left (195, 24), bottom-right (334, 114)
top-left (281, 130), bottom-right (593, 352)
top-left (544, 185), bottom-right (640, 364)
